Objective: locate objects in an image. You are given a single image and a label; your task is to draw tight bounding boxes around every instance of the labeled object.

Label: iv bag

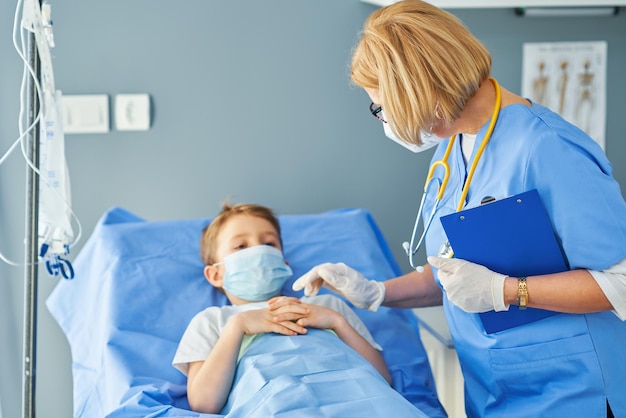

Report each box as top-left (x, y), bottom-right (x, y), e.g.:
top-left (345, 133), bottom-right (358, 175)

top-left (22, 0), bottom-right (76, 278)
top-left (38, 90), bottom-right (75, 278)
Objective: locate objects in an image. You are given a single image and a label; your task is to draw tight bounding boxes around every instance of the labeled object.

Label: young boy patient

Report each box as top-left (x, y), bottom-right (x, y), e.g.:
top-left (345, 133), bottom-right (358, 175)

top-left (172, 203), bottom-right (392, 414)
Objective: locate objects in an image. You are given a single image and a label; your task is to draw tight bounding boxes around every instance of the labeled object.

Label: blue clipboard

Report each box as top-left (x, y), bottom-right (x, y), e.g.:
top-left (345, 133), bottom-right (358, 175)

top-left (440, 189), bottom-right (569, 333)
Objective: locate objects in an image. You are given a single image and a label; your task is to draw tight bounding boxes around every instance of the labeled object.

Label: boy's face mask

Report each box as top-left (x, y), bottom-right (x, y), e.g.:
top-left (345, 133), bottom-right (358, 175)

top-left (216, 245), bottom-right (293, 301)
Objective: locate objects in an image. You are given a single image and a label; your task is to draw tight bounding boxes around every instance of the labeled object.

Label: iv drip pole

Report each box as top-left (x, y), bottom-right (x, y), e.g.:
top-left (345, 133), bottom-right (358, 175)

top-left (18, 0), bottom-right (78, 413)
top-left (22, 1), bottom-right (41, 417)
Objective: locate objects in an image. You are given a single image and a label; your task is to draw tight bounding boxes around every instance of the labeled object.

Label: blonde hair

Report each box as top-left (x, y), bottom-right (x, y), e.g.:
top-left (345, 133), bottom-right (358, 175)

top-left (351, 0), bottom-right (491, 145)
top-left (200, 202), bottom-right (283, 266)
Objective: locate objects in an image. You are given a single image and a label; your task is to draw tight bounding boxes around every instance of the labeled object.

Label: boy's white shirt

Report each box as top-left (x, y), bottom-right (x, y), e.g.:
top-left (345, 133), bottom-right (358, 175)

top-left (172, 294), bottom-right (382, 376)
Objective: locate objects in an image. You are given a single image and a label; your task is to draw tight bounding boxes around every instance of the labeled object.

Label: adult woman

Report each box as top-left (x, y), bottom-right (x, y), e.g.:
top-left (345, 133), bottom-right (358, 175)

top-left (290, 1), bottom-right (626, 417)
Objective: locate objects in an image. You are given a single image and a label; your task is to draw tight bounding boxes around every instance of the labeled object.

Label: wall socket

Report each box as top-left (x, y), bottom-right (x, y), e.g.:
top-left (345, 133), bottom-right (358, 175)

top-left (114, 94), bottom-right (151, 131)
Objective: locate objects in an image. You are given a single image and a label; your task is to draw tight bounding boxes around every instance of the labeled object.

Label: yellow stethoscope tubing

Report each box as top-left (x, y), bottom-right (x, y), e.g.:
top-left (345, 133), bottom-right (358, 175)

top-left (405, 78), bottom-right (502, 268)
top-left (454, 78), bottom-right (502, 212)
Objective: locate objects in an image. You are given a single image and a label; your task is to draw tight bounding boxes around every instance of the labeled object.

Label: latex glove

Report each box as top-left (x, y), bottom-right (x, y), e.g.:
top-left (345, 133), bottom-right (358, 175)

top-left (292, 263), bottom-right (385, 311)
top-left (428, 256), bottom-right (509, 313)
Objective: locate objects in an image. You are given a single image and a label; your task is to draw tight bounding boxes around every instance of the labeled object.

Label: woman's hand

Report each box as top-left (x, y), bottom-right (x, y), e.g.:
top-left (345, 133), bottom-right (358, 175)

top-left (428, 256), bottom-right (508, 313)
top-left (291, 263), bottom-right (386, 311)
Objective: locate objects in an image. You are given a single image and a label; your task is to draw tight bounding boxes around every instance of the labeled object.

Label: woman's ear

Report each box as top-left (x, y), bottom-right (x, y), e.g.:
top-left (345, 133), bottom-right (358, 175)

top-left (204, 265), bottom-right (223, 288)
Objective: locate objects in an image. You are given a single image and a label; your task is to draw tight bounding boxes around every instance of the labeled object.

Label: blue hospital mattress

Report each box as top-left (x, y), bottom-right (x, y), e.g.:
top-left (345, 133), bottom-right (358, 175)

top-left (46, 207), bottom-right (446, 417)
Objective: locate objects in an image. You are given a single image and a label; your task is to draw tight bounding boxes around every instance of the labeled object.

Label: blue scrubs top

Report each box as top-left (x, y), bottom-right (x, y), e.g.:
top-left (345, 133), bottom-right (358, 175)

top-left (424, 102), bottom-right (626, 417)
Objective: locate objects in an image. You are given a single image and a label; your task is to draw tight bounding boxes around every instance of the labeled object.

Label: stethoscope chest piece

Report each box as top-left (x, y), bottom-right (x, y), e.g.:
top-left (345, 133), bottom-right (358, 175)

top-left (438, 241), bottom-right (454, 258)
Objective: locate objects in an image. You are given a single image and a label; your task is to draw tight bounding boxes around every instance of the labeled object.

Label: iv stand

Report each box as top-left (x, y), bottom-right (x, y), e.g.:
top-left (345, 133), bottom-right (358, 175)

top-left (22, 5), bottom-right (41, 417)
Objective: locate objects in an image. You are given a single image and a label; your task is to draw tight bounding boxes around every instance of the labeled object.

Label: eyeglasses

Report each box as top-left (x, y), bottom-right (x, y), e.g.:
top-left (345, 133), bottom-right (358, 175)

top-left (371, 102), bottom-right (443, 132)
top-left (369, 102), bottom-right (387, 123)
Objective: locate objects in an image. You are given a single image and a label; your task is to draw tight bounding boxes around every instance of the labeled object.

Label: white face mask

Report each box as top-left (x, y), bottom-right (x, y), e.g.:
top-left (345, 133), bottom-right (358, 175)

top-left (381, 111), bottom-right (443, 153)
top-left (216, 245), bottom-right (293, 302)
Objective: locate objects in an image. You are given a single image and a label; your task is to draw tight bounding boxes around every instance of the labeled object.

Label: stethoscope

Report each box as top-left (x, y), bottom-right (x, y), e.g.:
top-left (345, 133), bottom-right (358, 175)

top-left (403, 78), bottom-right (502, 271)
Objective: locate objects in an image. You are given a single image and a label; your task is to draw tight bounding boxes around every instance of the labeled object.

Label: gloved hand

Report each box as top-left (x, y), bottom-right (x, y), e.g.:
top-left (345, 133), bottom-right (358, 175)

top-left (428, 256), bottom-right (509, 313)
top-left (292, 263), bottom-right (385, 311)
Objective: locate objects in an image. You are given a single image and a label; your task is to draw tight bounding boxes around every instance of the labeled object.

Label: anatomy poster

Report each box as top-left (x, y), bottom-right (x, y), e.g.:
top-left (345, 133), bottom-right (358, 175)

top-left (522, 41), bottom-right (607, 150)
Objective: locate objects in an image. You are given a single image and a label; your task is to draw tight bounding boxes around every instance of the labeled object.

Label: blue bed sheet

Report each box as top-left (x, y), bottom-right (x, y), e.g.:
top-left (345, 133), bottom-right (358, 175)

top-left (46, 207), bottom-right (446, 417)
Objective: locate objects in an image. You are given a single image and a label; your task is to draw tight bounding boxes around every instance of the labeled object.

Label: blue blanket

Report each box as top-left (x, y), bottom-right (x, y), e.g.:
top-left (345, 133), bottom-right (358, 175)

top-left (217, 330), bottom-right (427, 417)
top-left (46, 207), bottom-right (446, 417)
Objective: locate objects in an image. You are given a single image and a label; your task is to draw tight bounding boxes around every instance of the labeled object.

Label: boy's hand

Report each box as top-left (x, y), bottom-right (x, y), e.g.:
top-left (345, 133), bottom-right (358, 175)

top-left (269, 297), bottom-right (343, 331)
top-left (294, 303), bottom-right (343, 330)
top-left (231, 307), bottom-right (306, 336)
top-left (267, 296), bottom-right (302, 309)
top-left (267, 296), bottom-right (313, 325)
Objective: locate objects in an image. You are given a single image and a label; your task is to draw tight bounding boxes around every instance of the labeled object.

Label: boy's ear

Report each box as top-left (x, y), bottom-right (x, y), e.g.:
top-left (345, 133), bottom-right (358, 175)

top-left (204, 265), bottom-right (223, 288)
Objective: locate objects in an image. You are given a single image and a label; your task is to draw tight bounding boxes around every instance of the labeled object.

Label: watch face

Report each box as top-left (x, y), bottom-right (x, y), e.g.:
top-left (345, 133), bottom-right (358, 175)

top-left (518, 295), bottom-right (528, 309)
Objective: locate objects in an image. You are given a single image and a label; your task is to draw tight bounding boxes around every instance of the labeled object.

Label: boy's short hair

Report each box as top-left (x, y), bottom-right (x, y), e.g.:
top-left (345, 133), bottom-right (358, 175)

top-left (200, 202), bottom-right (283, 266)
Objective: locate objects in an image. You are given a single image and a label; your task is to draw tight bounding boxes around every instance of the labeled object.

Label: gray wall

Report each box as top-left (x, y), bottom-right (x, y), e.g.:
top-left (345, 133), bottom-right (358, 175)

top-left (1, 1), bottom-right (625, 417)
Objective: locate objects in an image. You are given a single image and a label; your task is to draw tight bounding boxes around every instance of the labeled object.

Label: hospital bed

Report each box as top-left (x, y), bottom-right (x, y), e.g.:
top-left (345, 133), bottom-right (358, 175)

top-left (46, 206), bottom-right (447, 417)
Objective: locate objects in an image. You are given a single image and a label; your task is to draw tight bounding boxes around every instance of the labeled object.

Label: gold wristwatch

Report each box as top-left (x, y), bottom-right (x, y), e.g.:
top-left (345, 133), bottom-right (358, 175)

top-left (517, 277), bottom-right (528, 310)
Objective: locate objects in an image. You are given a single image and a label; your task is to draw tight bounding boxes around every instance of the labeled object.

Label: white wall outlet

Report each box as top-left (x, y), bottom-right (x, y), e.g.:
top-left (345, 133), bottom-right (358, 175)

top-left (114, 94), bottom-right (151, 131)
top-left (61, 94), bottom-right (110, 134)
